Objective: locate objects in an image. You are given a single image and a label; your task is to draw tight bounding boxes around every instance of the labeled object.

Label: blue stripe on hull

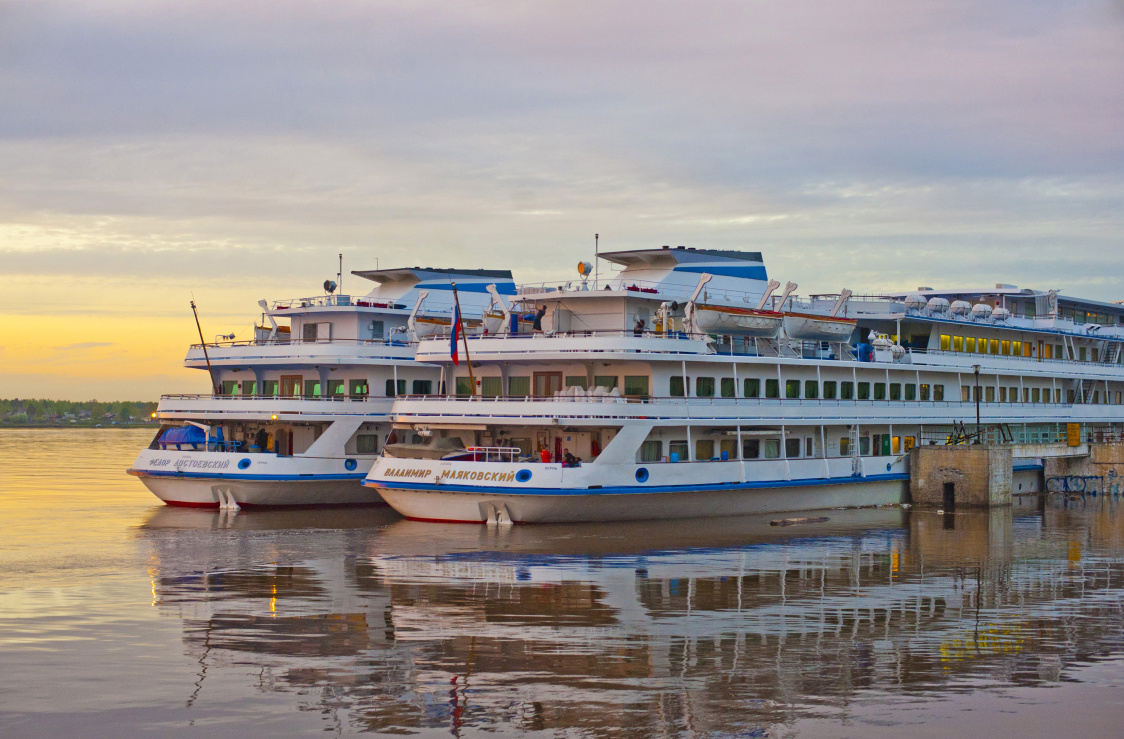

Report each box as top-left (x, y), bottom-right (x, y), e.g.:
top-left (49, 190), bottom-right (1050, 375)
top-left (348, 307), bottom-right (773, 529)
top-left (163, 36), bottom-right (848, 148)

top-left (128, 468), bottom-right (367, 482)
top-left (364, 472), bottom-right (909, 496)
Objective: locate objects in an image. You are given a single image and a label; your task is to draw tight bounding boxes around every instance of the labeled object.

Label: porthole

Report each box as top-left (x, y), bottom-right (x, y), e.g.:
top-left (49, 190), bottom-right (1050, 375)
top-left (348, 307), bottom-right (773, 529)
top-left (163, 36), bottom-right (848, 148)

top-left (515, 469), bottom-right (532, 483)
top-left (344, 459), bottom-right (358, 471)
top-left (635, 467), bottom-right (650, 483)
top-left (237, 458), bottom-right (251, 470)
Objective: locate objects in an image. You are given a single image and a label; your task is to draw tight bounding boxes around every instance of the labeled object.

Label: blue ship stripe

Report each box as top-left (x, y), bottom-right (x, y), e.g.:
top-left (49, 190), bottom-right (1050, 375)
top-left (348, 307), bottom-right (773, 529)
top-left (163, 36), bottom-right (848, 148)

top-left (363, 472), bottom-right (908, 496)
top-left (129, 468), bottom-right (367, 481)
top-left (673, 264), bottom-right (768, 281)
top-left (419, 282), bottom-right (516, 295)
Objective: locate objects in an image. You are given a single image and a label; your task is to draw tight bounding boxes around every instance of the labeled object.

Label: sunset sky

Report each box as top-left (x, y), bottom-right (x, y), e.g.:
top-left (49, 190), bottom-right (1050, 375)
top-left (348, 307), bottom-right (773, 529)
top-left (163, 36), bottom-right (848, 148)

top-left (2, 1), bottom-right (1123, 400)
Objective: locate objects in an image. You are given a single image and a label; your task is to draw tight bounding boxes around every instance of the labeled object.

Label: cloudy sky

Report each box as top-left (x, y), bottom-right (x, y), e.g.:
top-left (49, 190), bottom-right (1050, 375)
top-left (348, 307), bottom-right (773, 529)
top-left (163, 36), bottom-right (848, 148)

top-left (2, 0), bottom-right (1123, 400)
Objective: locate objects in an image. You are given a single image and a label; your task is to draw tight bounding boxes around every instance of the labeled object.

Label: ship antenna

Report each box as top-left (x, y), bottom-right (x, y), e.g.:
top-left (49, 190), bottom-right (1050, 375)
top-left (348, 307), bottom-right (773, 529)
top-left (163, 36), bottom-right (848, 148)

top-left (190, 296), bottom-right (220, 395)
top-left (594, 233), bottom-right (599, 287)
top-left (338, 253), bottom-right (343, 295)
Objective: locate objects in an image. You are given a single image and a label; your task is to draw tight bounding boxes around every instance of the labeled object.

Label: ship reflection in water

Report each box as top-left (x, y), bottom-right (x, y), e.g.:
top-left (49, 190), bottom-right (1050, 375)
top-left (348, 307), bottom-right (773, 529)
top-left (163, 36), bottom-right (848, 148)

top-left (138, 500), bottom-right (1124, 736)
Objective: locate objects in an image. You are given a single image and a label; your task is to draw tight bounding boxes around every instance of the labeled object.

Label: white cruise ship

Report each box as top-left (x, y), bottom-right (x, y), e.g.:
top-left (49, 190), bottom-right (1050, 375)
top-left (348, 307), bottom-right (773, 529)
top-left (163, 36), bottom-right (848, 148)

top-left (128, 266), bottom-right (517, 508)
top-left (363, 246), bottom-right (1124, 523)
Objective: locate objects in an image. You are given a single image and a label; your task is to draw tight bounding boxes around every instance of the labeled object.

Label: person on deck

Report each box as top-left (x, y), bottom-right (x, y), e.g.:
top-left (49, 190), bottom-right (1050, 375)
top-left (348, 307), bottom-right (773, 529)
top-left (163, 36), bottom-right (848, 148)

top-left (563, 448), bottom-right (581, 467)
top-left (533, 305), bottom-right (547, 333)
top-left (634, 318), bottom-right (645, 336)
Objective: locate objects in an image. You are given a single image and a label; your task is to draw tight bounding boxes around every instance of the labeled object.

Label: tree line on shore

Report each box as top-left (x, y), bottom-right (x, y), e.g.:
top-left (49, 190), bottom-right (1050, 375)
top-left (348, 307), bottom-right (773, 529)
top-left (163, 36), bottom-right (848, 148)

top-left (0, 398), bottom-right (159, 426)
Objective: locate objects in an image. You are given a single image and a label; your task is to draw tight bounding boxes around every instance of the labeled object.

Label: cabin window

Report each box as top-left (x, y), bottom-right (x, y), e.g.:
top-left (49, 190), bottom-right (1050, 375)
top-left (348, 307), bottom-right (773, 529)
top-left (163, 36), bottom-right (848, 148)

top-left (905, 436), bottom-right (916, 451)
top-left (785, 380), bottom-right (800, 399)
top-left (1068, 389), bottom-right (1076, 403)
top-left (594, 376), bottom-right (618, 390)
top-left (764, 439), bottom-right (781, 459)
top-left (1094, 390), bottom-right (1101, 404)
top-left (455, 377), bottom-right (473, 396)
top-left (989, 339), bottom-right (999, 354)
top-left (368, 320), bottom-right (384, 340)
top-left (696, 377), bottom-right (716, 397)
top-left (1117, 391), bottom-right (1122, 405)
top-left (889, 383), bottom-right (901, 401)
top-left (1022, 388), bottom-right (1030, 403)
top-left (670, 376), bottom-right (688, 397)
top-left (1079, 347), bottom-right (1087, 362)
top-left (720, 439), bottom-right (737, 460)
top-left (874, 383), bottom-right (886, 401)
top-left (304, 380), bottom-right (321, 397)
top-left (892, 436), bottom-right (901, 454)
top-left (985, 387), bottom-right (995, 403)
top-left (720, 378), bottom-right (736, 398)
top-left (303, 323), bottom-right (318, 342)
top-left (1030, 388), bottom-right (1040, 403)
top-left (327, 379), bottom-right (345, 397)
top-left (356, 434), bottom-right (379, 454)
top-left (823, 381), bottom-right (837, 399)
top-left (238, 381), bottom-right (255, 396)
top-left (509, 377), bottom-right (530, 396)
top-left (624, 376), bottom-right (650, 397)
top-left (745, 378), bottom-right (761, 398)
top-left (905, 384), bottom-right (916, 401)
top-left (933, 384), bottom-right (945, 401)
top-left (999, 387), bottom-right (1007, 403)
top-left (565, 376), bottom-right (588, 389)
top-left (952, 336), bottom-right (963, 352)
top-left (805, 381), bottom-right (818, 399)
top-left (965, 337), bottom-right (977, 352)
top-left (696, 439), bottom-right (715, 460)
top-left (349, 379), bottom-right (368, 397)
top-left (1014, 341), bottom-right (1023, 356)
top-left (857, 382), bottom-right (870, 400)
top-left (260, 380), bottom-right (278, 396)
top-left (785, 438), bottom-right (801, 458)
top-left (805, 437), bottom-right (814, 456)
top-left (669, 440), bottom-right (688, 461)
top-left (221, 380), bottom-right (238, 396)
top-left (1092, 348), bottom-right (1099, 362)
top-left (1001, 340), bottom-right (1010, 355)
top-left (962, 386), bottom-right (971, 402)
top-left (839, 437), bottom-right (850, 456)
top-left (940, 335), bottom-right (951, 351)
top-left (859, 437), bottom-right (871, 455)
top-left (412, 380), bottom-right (432, 395)
top-left (743, 439), bottom-right (761, 459)
top-left (481, 377), bottom-right (503, 397)
top-left (841, 381), bottom-right (854, 400)
top-left (640, 440), bottom-right (662, 462)
top-left (765, 379), bottom-right (780, 398)
top-left (920, 384), bottom-right (930, 401)
top-left (385, 379), bottom-right (406, 396)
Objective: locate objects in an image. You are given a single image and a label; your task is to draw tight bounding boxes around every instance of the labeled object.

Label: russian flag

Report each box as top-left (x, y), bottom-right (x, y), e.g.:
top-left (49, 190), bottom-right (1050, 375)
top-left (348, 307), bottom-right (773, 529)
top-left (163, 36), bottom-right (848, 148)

top-left (450, 304), bottom-right (461, 365)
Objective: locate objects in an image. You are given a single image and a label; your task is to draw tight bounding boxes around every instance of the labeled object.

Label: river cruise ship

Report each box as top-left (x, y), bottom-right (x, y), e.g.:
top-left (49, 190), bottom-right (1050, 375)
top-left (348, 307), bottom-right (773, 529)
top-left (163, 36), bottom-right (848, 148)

top-left (128, 267), bottom-right (516, 508)
top-left (364, 246), bottom-right (1124, 523)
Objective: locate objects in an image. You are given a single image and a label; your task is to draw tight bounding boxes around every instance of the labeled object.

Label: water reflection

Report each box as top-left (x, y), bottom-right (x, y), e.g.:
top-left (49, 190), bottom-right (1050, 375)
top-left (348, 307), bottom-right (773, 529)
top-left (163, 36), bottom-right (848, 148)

top-left (137, 500), bottom-right (1124, 736)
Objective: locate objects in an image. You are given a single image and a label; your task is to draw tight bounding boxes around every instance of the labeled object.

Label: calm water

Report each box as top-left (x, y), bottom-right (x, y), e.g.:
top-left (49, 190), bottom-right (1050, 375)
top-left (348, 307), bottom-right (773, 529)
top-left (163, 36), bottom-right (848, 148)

top-left (1, 429), bottom-right (1123, 737)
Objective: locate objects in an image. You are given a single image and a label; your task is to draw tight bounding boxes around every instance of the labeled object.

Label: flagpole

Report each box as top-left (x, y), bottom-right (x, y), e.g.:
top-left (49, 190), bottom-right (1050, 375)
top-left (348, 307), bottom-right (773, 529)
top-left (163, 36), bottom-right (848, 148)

top-left (451, 282), bottom-right (476, 396)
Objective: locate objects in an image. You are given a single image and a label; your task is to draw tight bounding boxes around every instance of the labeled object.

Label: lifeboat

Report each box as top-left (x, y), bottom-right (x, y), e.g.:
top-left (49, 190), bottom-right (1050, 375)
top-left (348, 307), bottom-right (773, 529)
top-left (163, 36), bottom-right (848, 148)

top-left (410, 315), bottom-right (483, 338)
top-left (692, 304), bottom-right (784, 338)
top-left (783, 312), bottom-right (857, 342)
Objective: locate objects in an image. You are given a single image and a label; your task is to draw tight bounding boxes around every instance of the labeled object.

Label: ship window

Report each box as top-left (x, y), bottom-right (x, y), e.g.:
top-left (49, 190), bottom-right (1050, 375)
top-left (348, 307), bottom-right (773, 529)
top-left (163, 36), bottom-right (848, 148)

top-left (221, 380), bottom-right (238, 395)
top-left (823, 381), bottom-right (837, 399)
top-left (1068, 389), bottom-right (1076, 403)
top-left (743, 439), bottom-right (761, 459)
top-left (509, 377), bottom-right (530, 396)
top-left (640, 440), bottom-right (662, 462)
top-left (940, 334), bottom-right (951, 351)
top-left (481, 377), bottom-right (502, 397)
top-left (624, 376), bottom-right (650, 397)
top-left (669, 440), bottom-right (688, 461)
top-left (745, 378), bottom-right (761, 398)
top-left (920, 384), bottom-right (930, 401)
top-left (965, 337), bottom-right (977, 353)
top-left (696, 439), bottom-right (714, 460)
top-left (327, 380), bottom-right (345, 397)
top-left (764, 439), bottom-right (781, 459)
top-left (720, 439), bottom-right (737, 460)
top-left (1094, 390), bottom-right (1101, 404)
top-left (241, 381), bottom-right (256, 396)
top-left (1117, 391), bottom-right (1122, 405)
top-left (785, 438), bottom-right (802, 458)
top-left (839, 437), bottom-right (850, 456)
top-left (933, 384), bottom-right (945, 401)
top-left (1079, 347), bottom-right (1087, 362)
top-left (805, 437), bottom-right (814, 456)
top-left (905, 384), bottom-right (916, 401)
top-left (304, 380), bottom-right (321, 397)
top-left (368, 320), bottom-right (384, 340)
top-left (805, 381), bottom-right (818, 399)
top-left (303, 323), bottom-right (318, 342)
top-left (455, 377), bottom-right (473, 396)
top-left (412, 380), bottom-right (432, 395)
top-left (953, 336), bottom-right (963, 352)
top-left (1014, 341), bottom-right (1023, 356)
top-left (670, 376), bottom-right (687, 397)
top-left (349, 379), bottom-right (368, 397)
top-left (765, 379), bottom-right (780, 398)
top-left (988, 339), bottom-right (998, 354)
top-left (999, 387), bottom-right (1007, 403)
top-left (905, 436), bottom-right (916, 451)
top-left (841, 381), bottom-right (854, 400)
top-left (696, 377), bottom-right (715, 397)
top-left (962, 386), bottom-right (971, 402)
top-left (1001, 340), bottom-right (1011, 355)
top-left (985, 387), bottom-right (995, 403)
top-left (892, 436), bottom-right (901, 454)
top-left (262, 380), bottom-right (278, 396)
top-left (859, 437), bottom-right (871, 455)
top-left (785, 380), bottom-right (800, 399)
top-left (874, 383), bottom-right (886, 400)
top-left (720, 378), bottom-right (735, 398)
top-left (1008, 386), bottom-right (1017, 403)
top-left (356, 434), bottom-right (379, 454)
top-left (385, 379), bottom-right (406, 396)
top-left (565, 376), bottom-right (588, 389)
top-left (1023, 388), bottom-right (1030, 403)
top-left (889, 383), bottom-right (901, 401)
top-left (1092, 348), bottom-right (1099, 362)
top-left (594, 376), bottom-right (618, 390)
top-left (857, 382), bottom-right (870, 400)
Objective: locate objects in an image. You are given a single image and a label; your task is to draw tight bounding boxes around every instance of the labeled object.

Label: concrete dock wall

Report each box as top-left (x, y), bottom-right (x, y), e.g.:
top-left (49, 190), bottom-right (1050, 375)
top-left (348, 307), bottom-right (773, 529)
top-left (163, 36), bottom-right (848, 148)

top-left (909, 446), bottom-right (1012, 508)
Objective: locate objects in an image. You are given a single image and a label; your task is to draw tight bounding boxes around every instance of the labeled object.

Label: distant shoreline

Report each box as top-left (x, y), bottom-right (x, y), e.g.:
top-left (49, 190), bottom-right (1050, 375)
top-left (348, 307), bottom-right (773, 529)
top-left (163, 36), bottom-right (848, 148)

top-left (0, 424), bottom-right (158, 430)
